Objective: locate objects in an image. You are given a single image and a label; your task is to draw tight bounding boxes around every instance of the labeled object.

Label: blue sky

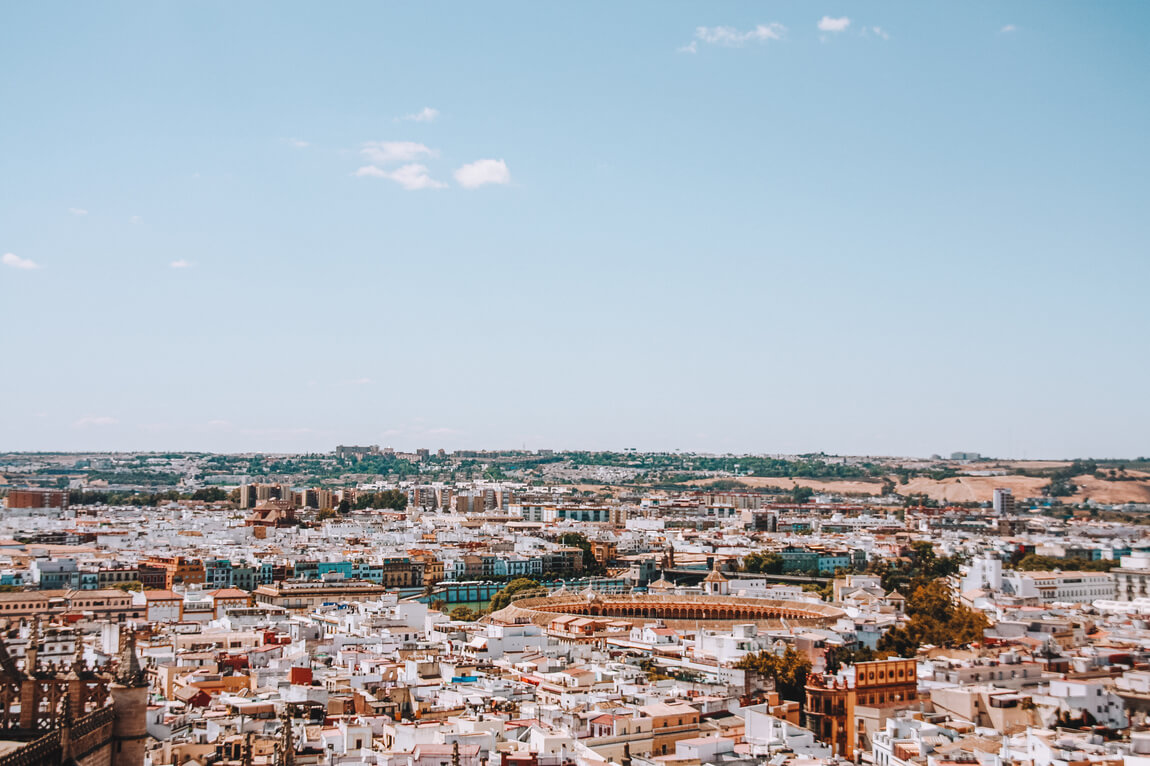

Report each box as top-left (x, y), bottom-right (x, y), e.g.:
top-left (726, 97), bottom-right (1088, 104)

top-left (2, 2), bottom-right (1148, 458)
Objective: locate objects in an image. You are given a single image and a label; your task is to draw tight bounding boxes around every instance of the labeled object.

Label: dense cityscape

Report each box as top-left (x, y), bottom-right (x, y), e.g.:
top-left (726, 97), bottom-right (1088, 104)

top-left (5, 4), bottom-right (1147, 766)
top-left (2, 448), bottom-right (1150, 766)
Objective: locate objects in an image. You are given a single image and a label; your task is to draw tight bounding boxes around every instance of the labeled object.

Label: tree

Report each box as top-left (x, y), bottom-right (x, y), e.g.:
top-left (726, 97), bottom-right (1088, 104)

top-left (866, 542), bottom-right (962, 595)
top-left (354, 490), bottom-right (407, 511)
top-left (559, 532), bottom-right (603, 574)
top-left (736, 646), bottom-right (812, 704)
top-left (111, 581), bottom-right (144, 592)
top-left (742, 553), bottom-right (784, 575)
top-left (449, 605), bottom-right (480, 622)
top-left (337, 499), bottom-right (351, 514)
top-left (316, 508), bottom-right (339, 521)
top-left (876, 581), bottom-right (989, 656)
top-left (791, 486), bottom-right (815, 504)
top-left (489, 578), bottom-right (541, 612)
top-left (191, 487), bottom-right (228, 502)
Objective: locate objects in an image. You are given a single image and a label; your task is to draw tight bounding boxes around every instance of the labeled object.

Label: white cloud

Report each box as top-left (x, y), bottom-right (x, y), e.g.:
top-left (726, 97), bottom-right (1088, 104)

top-left (361, 140), bottom-right (437, 165)
top-left (347, 377), bottom-right (372, 385)
top-left (692, 23), bottom-right (786, 47)
top-left (454, 158), bottom-right (511, 189)
top-left (73, 415), bottom-right (117, 428)
top-left (170, 259), bottom-right (192, 269)
top-left (818, 16), bottom-right (851, 32)
top-left (1000, 24), bottom-right (1016, 33)
top-left (68, 207), bottom-right (88, 216)
top-left (356, 163), bottom-right (447, 190)
top-left (400, 107), bottom-right (439, 122)
top-left (287, 138), bottom-right (309, 148)
top-left (129, 215), bottom-right (142, 224)
top-left (868, 26), bottom-right (890, 40)
top-left (677, 41), bottom-right (698, 54)
top-left (2, 253), bottom-right (39, 270)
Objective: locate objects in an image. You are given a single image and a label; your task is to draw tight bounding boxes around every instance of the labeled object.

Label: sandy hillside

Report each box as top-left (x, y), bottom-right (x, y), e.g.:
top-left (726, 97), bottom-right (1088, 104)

top-left (1067, 475), bottom-right (1150, 504)
top-left (896, 475), bottom-right (1050, 503)
top-left (688, 473), bottom-right (1150, 504)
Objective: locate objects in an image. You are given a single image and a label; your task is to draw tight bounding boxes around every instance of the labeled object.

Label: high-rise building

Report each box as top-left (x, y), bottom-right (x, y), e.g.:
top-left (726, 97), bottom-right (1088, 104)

top-left (6, 489), bottom-right (69, 509)
top-left (992, 487), bottom-right (1015, 515)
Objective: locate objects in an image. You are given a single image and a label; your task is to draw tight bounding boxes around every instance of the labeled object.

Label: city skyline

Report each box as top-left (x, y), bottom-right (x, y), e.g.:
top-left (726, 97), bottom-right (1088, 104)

top-left (3, 2), bottom-right (1148, 457)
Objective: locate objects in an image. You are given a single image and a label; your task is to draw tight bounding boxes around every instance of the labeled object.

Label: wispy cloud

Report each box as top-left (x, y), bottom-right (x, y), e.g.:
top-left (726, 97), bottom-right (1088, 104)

top-left (346, 377), bottom-right (372, 385)
top-left (689, 24), bottom-right (786, 48)
top-left (361, 140), bottom-right (437, 165)
top-left (68, 207), bottom-right (88, 216)
top-left (286, 138), bottom-right (310, 148)
top-left (864, 25), bottom-right (890, 40)
top-left (1000, 24), bottom-right (1016, 33)
top-left (73, 415), bottom-right (117, 428)
top-left (170, 259), bottom-right (192, 269)
top-left (129, 215), bottom-right (143, 224)
top-left (356, 163), bottom-right (447, 190)
top-left (399, 107), bottom-right (439, 123)
top-left (454, 159), bottom-right (511, 189)
top-left (2, 253), bottom-right (40, 270)
top-left (818, 16), bottom-right (851, 32)
top-left (677, 41), bottom-right (698, 54)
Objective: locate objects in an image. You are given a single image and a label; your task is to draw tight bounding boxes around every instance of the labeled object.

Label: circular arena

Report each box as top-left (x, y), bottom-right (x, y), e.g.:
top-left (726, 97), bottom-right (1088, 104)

top-left (487, 592), bottom-right (844, 629)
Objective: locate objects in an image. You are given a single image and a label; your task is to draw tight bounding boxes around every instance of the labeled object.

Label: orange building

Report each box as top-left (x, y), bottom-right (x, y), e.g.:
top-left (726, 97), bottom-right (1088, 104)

top-left (142, 555), bottom-right (206, 588)
top-left (6, 489), bottom-right (68, 509)
top-left (638, 702), bottom-right (702, 756)
top-left (805, 657), bottom-right (918, 759)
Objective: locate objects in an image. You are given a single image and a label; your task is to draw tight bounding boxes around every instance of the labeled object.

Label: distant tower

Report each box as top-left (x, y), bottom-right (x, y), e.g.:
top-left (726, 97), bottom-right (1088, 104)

top-left (702, 560), bottom-right (730, 597)
top-left (110, 631), bottom-right (148, 766)
top-left (992, 488), bottom-right (1015, 516)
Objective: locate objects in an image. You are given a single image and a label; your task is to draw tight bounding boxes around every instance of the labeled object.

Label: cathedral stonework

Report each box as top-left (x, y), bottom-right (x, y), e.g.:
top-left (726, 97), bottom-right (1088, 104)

top-left (0, 623), bottom-right (147, 766)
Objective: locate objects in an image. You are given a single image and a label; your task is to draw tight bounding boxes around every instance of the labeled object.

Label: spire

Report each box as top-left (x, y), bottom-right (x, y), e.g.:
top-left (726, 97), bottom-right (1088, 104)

top-left (25, 619), bottom-right (39, 674)
top-left (278, 705), bottom-right (295, 766)
top-left (115, 630), bottom-right (146, 687)
top-left (68, 628), bottom-right (86, 679)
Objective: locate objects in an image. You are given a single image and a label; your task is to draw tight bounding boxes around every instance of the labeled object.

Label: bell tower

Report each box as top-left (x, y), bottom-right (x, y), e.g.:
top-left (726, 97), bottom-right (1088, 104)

top-left (110, 631), bottom-right (148, 766)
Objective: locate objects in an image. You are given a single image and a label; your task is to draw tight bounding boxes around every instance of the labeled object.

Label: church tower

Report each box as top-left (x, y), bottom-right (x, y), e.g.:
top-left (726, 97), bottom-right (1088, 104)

top-left (702, 560), bottom-right (729, 596)
top-left (110, 631), bottom-right (148, 766)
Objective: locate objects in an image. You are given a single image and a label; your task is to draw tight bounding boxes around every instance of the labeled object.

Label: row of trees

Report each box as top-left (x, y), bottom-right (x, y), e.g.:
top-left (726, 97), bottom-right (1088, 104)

top-left (353, 490), bottom-right (408, 510)
top-left (69, 487), bottom-right (230, 506)
top-left (1010, 553), bottom-right (1119, 572)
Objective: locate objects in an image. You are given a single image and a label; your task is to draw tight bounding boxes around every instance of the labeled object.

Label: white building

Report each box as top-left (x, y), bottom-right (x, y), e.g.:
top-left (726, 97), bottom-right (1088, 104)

top-left (999, 570), bottom-right (1114, 604)
top-left (1041, 679), bottom-right (1127, 729)
top-left (742, 704), bottom-right (832, 759)
top-left (1114, 554), bottom-right (1150, 601)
